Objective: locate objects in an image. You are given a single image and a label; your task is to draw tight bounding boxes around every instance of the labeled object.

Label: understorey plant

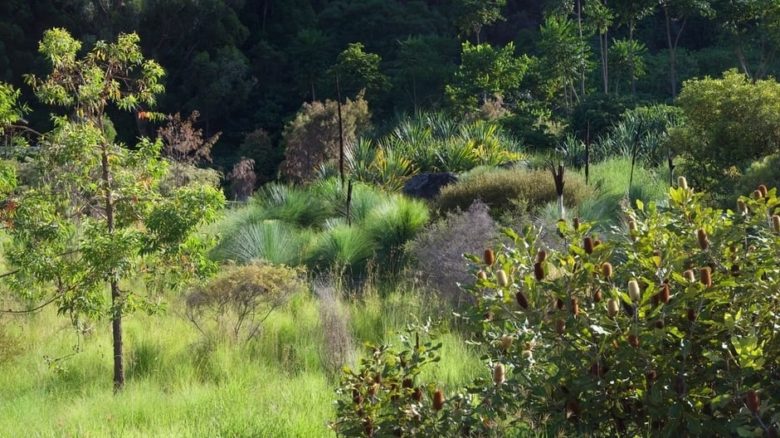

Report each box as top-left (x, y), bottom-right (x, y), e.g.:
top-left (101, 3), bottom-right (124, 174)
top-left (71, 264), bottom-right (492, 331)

top-left (332, 179), bottom-right (780, 436)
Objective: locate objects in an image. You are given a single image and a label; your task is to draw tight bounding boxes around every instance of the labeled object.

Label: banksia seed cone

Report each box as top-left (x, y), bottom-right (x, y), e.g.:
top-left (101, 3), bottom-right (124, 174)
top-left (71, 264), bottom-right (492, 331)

top-left (402, 378), bottom-right (413, 389)
top-left (570, 298), bottom-right (579, 317)
top-left (628, 280), bottom-right (641, 302)
top-left (687, 308), bottom-right (697, 321)
top-left (593, 239), bottom-right (601, 248)
top-left (700, 267), bottom-right (712, 288)
top-left (731, 264), bottom-right (740, 276)
top-left (697, 228), bottom-right (709, 250)
top-left (573, 217), bottom-right (580, 230)
top-left (534, 262), bottom-right (544, 281)
top-left (555, 319), bottom-right (565, 335)
top-left (412, 387), bottom-right (423, 402)
top-left (628, 219), bottom-right (637, 232)
top-left (660, 283), bottom-right (671, 304)
top-left (477, 270), bottom-right (487, 280)
top-left (516, 291), bottom-right (529, 309)
top-left (678, 176), bottom-right (689, 190)
top-left (601, 262), bottom-right (613, 279)
top-left (555, 298), bottom-right (564, 310)
top-left (500, 335), bottom-right (513, 351)
top-left (646, 369), bottom-right (658, 384)
top-left (683, 269), bottom-right (696, 283)
top-left (607, 299), bottom-right (619, 317)
top-left (521, 349), bottom-right (533, 360)
top-left (484, 249), bottom-right (495, 266)
top-left (772, 215), bottom-right (780, 233)
top-left (433, 389), bottom-right (445, 411)
top-left (758, 184), bottom-right (768, 198)
top-left (745, 390), bottom-right (760, 414)
top-left (737, 199), bottom-right (748, 214)
top-left (628, 334), bottom-right (640, 348)
top-left (654, 319), bottom-right (665, 329)
top-left (353, 389), bottom-right (363, 404)
top-left (583, 237), bottom-right (594, 254)
top-left (753, 189), bottom-right (763, 200)
top-left (593, 288), bottom-right (603, 302)
top-left (497, 269), bottom-right (509, 287)
top-left (493, 364), bottom-right (506, 385)
top-left (536, 249), bottom-right (547, 263)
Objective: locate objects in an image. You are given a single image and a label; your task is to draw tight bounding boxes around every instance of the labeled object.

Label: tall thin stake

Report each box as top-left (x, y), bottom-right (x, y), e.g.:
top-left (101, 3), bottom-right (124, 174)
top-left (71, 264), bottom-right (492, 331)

top-left (336, 74), bottom-right (345, 188)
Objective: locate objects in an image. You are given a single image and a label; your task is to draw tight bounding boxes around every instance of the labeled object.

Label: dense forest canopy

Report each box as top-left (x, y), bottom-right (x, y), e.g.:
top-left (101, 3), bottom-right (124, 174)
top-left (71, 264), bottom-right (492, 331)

top-left (1, 0), bottom-right (779, 182)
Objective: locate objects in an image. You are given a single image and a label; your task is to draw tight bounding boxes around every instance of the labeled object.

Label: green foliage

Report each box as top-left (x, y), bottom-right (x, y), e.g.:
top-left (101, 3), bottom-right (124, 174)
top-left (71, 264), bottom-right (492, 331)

top-left (609, 38), bottom-right (648, 93)
top-left (453, 0), bottom-right (507, 41)
top-left (733, 152), bottom-right (780, 201)
top-left (599, 104), bottom-right (685, 167)
top-left (671, 70), bottom-right (780, 192)
top-left (185, 262), bottom-right (307, 343)
top-left (446, 42), bottom-right (529, 112)
top-left (211, 220), bottom-right (311, 266)
top-left (363, 196), bottom-right (429, 266)
top-left (307, 225), bottom-right (376, 275)
top-left (0, 29), bottom-right (224, 387)
top-left (335, 182), bottom-right (780, 436)
top-left (437, 167), bottom-right (591, 215)
top-left (330, 42), bottom-right (389, 100)
top-left (538, 14), bottom-right (593, 109)
top-left (0, 83), bottom-right (27, 134)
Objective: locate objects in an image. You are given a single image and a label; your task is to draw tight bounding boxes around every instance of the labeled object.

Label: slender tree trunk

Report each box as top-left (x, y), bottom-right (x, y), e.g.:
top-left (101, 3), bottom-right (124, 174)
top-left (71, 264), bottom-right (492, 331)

top-left (629, 24), bottom-right (637, 95)
top-left (735, 44), bottom-right (752, 78)
top-left (577, 0), bottom-right (585, 97)
top-left (100, 140), bottom-right (123, 391)
top-left (336, 75), bottom-right (345, 188)
top-left (600, 32), bottom-right (609, 94)
top-left (663, 7), bottom-right (687, 98)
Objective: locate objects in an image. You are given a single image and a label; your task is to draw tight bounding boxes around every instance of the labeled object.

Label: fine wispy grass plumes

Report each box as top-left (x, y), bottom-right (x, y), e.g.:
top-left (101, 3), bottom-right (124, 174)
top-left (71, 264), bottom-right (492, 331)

top-left (314, 281), bottom-right (355, 377)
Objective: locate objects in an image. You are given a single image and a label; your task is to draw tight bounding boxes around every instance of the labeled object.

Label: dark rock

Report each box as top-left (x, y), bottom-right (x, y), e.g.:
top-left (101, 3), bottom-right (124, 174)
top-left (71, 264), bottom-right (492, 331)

top-left (403, 172), bottom-right (458, 199)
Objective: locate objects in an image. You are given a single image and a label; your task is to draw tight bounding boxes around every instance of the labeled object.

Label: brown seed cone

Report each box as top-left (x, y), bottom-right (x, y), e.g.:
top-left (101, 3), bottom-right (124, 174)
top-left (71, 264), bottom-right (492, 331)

top-left (497, 269), bottom-right (509, 287)
top-left (683, 269), bottom-right (696, 283)
top-left (555, 298), bottom-right (564, 310)
top-left (593, 239), bottom-right (602, 248)
top-left (607, 299), bottom-right (619, 318)
top-left (687, 308), bottom-right (697, 321)
top-left (678, 176), bottom-right (689, 190)
top-left (593, 288), bottom-right (603, 303)
top-left (674, 376), bottom-right (687, 395)
top-left (601, 262), bottom-right (613, 279)
top-left (628, 334), bottom-right (640, 348)
top-left (433, 389), bottom-right (445, 411)
top-left (628, 219), bottom-right (637, 232)
top-left (555, 319), bottom-right (565, 335)
top-left (731, 264), bottom-right (741, 277)
top-left (697, 228), bottom-right (709, 250)
top-left (758, 184), bottom-right (769, 198)
top-left (583, 237), bottom-right (594, 254)
top-left (477, 270), bottom-right (487, 280)
top-left (660, 284), bottom-right (671, 304)
top-left (746, 390), bottom-right (760, 414)
top-left (412, 387), bottom-right (423, 402)
top-left (499, 335), bottom-right (513, 352)
top-left (654, 319), bottom-right (665, 329)
top-left (402, 378), bottom-right (413, 389)
top-left (536, 249), bottom-right (547, 263)
top-left (353, 389), bottom-right (363, 404)
top-left (483, 249), bottom-right (495, 266)
top-left (516, 291), bottom-right (529, 309)
top-left (493, 364), bottom-right (506, 385)
top-left (737, 199), bottom-right (748, 214)
top-left (646, 369), bottom-right (658, 384)
top-left (700, 267), bottom-right (712, 288)
top-left (363, 419), bottom-right (374, 437)
top-left (753, 189), bottom-right (763, 200)
top-left (589, 361), bottom-right (607, 378)
top-left (772, 215), bottom-right (780, 233)
top-left (570, 298), bottom-right (579, 317)
top-left (573, 217), bottom-right (580, 230)
top-left (534, 262), bottom-right (545, 281)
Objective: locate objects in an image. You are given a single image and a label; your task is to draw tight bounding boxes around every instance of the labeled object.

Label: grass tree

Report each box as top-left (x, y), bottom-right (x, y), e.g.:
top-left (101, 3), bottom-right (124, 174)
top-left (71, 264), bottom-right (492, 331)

top-left (0, 28), bottom-right (224, 390)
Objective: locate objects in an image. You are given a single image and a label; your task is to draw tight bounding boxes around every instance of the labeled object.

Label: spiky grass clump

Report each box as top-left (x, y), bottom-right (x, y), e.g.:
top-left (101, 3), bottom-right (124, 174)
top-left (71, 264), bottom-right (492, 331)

top-left (364, 195), bottom-right (429, 263)
top-left (255, 183), bottom-right (333, 228)
top-left (306, 225), bottom-right (376, 274)
top-left (211, 220), bottom-right (312, 265)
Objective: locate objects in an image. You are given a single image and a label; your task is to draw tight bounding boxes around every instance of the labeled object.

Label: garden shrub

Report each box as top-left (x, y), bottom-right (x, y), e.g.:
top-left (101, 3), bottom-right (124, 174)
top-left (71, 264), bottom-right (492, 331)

top-left (437, 167), bottom-right (591, 216)
top-left (733, 153), bottom-right (780, 203)
top-left (407, 201), bottom-right (499, 307)
top-left (333, 181), bottom-right (780, 436)
top-left (185, 262), bottom-right (306, 343)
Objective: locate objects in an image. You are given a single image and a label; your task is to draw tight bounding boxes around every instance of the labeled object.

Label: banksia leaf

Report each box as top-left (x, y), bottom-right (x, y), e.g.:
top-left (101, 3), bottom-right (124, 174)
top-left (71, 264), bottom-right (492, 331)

top-left (745, 390), bottom-right (760, 414)
top-left (516, 291), bottom-right (529, 309)
top-left (607, 299), bottom-right (619, 317)
top-left (534, 262), bottom-right (544, 281)
top-left (583, 237), bottom-right (594, 254)
top-left (601, 262), bottom-right (613, 279)
top-left (697, 228), bottom-right (709, 250)
top-left (493, 363), bottom-right (506, 385)
top-left (678, 176), bottom-right (689, 190)
top-left (497, 269), bottom-right (509, 287)
top-left (628, 280), bottom-right (641, 302)
top-left (700, 267), bottom-right (712, 288)
top-left (483, 249), bottom-right (495, 266)
top-left (433, 389), bottom-right (445, 411)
